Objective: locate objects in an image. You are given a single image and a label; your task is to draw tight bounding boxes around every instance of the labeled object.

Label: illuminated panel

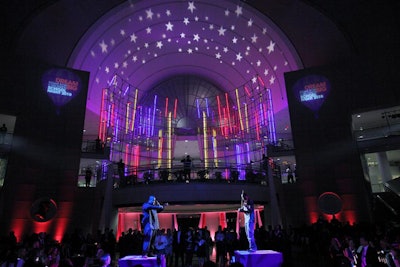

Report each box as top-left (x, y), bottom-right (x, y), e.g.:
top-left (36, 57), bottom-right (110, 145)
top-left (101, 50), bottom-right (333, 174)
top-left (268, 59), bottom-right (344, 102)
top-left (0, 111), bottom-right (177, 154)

top-left (167, 112), bottom-right (172, 169)
top-left (216, 95), bottom-right (224, 136)
top-left (99, 88), bottom-right (108, 141)
top-left (130, 89), bottom-right (138, 132)
top-left (244, 103), bottom-right (249, 133)
top-left (158, 129), bottom-right (163, 168)
top-left (205, 98), bottom-right (210, 117)
top-left (235, 88), bottom-right (244, 131)
top-left (124, 144), bottom-right (129, 174)
top-left (225, 93), bottom-right (232, 134)
top-left (212, 129), bottom-right (218, 168)
top-left (244, 85), bottom-right (251, 97)
top-left (165, 97), bottom-right (169, 117)
top-left (125, 102), bottom-right (130, 134)
top-left (151, 95), bottom-right (157, 136)
top-left (203, 111), bottom-right (208, 169)
top-left (196, 99), bottom-right (201, 118)
top-left (173, 98), bottom-right (178, 119)
top-left (266, 88), bottom-right (277, 143)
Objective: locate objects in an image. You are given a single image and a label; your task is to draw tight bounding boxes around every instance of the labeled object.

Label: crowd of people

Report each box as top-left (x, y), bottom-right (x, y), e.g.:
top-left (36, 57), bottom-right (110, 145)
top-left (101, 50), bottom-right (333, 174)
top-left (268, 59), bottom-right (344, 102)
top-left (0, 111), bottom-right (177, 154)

top-left (1, 217), bottom-right (400, 267)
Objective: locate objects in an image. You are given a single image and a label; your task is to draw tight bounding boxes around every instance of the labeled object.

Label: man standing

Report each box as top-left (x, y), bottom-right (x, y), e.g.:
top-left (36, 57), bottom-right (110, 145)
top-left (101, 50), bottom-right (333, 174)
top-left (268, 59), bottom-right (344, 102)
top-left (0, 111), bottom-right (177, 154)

top-left (238, 192), bottom-right (257, 252)
top-left (181, 155), bottom-right (192, 180)
top-left (0, 124), bottom-right (7, 144)
top-left (142, 195), bottom-right (164, 257)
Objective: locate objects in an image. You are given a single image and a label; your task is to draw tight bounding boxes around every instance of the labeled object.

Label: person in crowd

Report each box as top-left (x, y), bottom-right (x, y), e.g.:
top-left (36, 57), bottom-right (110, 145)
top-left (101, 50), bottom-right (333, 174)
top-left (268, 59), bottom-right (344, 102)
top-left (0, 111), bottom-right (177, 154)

top-left (173, 226), bottom-right (185, 267)
top-left (195, 229), bottom-right (207, 267)
top-left (141, 196), bottom-right (164, 257)
top-left (85, 167), bottom-right (92, 187)
top-left (357, 235), bottom-right (379, 267)
top-left (184, 229), bottom-right (195, 267)
top-left (225, 227), bottom-right (238, 263)
top-left (214, 225), bottom-right (226, 266)
top-left (154, 229), bottom-right (168, 265)
top-left (0, 123), bottom-right (7, 144)
top-left (99, 253), bottom-right (111, 267)
top-left (181, 155), bottom-right (192, 180)
top-left (165, 228), bottom-right (174, 267)
top-left (286, 165), bottom-right (294, 183)
top-left (387, 247), bottom-right (400, 267)
top-left (238, 192), bottom-right (257, 252)
top-left (117, 159), bottom-right (125, 182)
top-left (202, 226), bottom-right (212, 261)
top-left (343, 238), bottom-right (358, 267)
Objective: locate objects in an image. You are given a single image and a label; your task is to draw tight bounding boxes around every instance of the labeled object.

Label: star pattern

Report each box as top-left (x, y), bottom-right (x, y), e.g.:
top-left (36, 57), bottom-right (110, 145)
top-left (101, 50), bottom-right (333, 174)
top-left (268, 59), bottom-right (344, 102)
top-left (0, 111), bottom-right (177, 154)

top-left (71, 0), bottom-right (300, 115)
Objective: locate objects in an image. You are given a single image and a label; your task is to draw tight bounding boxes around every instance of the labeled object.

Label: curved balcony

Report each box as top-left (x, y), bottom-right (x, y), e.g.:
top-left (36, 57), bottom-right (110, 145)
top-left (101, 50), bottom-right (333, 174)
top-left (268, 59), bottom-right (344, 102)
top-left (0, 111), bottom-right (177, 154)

top-left (112, 180), bottom-right (270, 208)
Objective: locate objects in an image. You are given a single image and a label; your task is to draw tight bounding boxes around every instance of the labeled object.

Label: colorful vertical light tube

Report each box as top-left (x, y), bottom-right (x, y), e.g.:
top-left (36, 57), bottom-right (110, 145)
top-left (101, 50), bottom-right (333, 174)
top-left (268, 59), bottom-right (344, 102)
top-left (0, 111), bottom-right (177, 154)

top-left (174, 99), bottom-right (178, 119)
top-left (130, 89), bottom-right (138, 132)
top-left (151, 95), bottom-right (157, 136)
top-left (99, 88), bottom-right (108, 141)
top-left (147, 107), bottom-right (152, 137)
top-left (107, 104), bottom-right (112, 128)
top-left (235, 88), bottom-right (244, 131)
top-left (123, 85), bottom-right (130, 96)
top-left (124, 144), bottom-right (129, 176)
top-left (203, 111), bottom-right (208, 169)
top-left (257, 75), bottom-right (265, 87)
top-left (132, 145), bottom-right (140, 175)
top-left (216, 95), bottom-right (224, 135)
top-left (225, 93), bottom-right (232, 134)
top-left (235, 144), bottom-right (241, 170)
top-left (196, 99), bottom-right (201, 119)
top-left (244, 103), bottom-right (249, 133)
top-left (114, 118), bottom-right (119, 142)
top-left (165, 97), bottom-right (169, 118)
top-left (267, 88), bottom-right (277, 143)
top-left (125, 102), bottom-right (131, 134)
top-left (158, 129), bottom-right (163, 168)
top-left (263, 103), bottom-right (268, 127)
top-left (111, 103), bottom-right (115, 127)
top-left (167, 112), bottom-right (172, 169)
top-left (222, 108), bottom-right (228, 137)
top-left (205, 98), bottom-right (210, 117)
top-left (255, 112), bottom-right (260, 141)
top-left (212, 129), bottom-right (218, 168)
top-left (139, 106), bottom-right (143, 135)
top-left (244, 85), bottom-right (251, 97)
top-left (259, 94), bottom-right (265, 125)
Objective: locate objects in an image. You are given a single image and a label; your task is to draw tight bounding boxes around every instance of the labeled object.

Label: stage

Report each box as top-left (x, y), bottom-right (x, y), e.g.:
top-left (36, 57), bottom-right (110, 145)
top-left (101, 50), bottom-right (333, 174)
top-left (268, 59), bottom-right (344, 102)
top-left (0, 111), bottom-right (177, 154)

top-left (234, 250), bottom-right (283, 267)
top-left (118, 255), bottom-right (166, 267)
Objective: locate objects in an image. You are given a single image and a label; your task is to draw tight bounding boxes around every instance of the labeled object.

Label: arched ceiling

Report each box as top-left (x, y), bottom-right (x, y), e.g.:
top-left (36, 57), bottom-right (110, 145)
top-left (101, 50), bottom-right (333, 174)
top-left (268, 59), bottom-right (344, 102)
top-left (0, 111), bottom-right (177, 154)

top-left (68, 0), bottom-right (303, 136)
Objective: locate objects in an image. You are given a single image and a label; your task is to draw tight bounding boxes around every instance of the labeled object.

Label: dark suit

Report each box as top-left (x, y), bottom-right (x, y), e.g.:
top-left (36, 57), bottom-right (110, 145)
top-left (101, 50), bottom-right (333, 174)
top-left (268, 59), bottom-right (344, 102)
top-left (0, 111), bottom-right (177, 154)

top-left (173, 229), bottom-right (185, 267)
top-left (357, 245), bottom-right (379, 267)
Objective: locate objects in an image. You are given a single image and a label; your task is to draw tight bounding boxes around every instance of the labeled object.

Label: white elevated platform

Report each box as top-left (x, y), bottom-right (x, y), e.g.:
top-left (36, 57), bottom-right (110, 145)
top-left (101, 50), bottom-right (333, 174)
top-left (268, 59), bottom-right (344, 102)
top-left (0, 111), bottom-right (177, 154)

top-left (234, 250), bottom-right (283, 267)
top-left (118, 255), bottom-right (166, 267)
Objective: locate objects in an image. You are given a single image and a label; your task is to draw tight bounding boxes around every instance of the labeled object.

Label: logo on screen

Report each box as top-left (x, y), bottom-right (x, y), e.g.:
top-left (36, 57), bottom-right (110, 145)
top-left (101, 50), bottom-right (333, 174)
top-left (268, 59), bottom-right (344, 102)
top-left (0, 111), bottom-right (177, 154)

top-left (293, 74), bottom-right (331, 117)
top-left (42, 68), bottom-right (82, 110)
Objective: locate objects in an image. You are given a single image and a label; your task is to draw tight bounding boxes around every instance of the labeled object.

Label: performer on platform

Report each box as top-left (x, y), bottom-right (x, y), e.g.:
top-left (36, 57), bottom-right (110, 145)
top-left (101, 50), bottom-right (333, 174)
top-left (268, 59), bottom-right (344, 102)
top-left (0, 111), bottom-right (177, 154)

top-left (238, 191), bottom-right (257, 252)
top-left (142, 195), bottom-right (164, 257)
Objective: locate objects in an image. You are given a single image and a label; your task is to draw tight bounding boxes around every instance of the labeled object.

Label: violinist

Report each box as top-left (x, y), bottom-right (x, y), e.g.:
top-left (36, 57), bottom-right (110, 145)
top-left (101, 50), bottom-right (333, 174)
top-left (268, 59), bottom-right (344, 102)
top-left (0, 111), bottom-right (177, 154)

top-left (238, 191), bottom-right (257, 252)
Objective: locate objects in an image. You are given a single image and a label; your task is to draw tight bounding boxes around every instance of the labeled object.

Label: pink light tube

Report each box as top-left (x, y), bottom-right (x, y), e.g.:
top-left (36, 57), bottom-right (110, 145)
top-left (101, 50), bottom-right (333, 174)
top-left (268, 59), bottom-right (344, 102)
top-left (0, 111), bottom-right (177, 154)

top-left (165, 97), bottom-right (169, 118)
top-left (174, 99), bottom-right (178, 119)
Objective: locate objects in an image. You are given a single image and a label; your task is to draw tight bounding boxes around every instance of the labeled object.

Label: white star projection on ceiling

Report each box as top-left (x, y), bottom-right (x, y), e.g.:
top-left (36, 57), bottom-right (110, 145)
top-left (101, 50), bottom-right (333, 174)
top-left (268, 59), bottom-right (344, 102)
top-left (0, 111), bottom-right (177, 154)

top-left (69, 0), bottom-right (302, 117)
